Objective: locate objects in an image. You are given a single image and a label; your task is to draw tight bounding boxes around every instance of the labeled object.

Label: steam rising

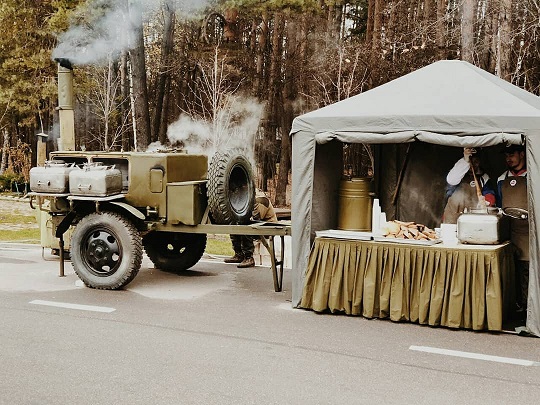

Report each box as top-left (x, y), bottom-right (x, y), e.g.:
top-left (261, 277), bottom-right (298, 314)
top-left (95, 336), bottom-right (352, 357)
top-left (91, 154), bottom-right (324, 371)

top-left (53, 0), bottom-right (262, 163)
top-left (52, 0), bottom-right (206, 65)
top-left (163, 96), bottom-right (264, 163)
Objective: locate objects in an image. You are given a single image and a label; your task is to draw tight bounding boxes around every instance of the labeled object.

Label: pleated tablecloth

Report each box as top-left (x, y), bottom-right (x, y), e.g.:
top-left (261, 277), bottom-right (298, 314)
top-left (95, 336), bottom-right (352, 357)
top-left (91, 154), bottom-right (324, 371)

top-left (300, 238), bottom-right (516, 331)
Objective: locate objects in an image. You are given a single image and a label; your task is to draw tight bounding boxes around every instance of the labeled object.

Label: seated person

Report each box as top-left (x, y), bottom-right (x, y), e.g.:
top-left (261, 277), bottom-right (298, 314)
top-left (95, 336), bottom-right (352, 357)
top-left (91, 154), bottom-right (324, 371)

top-left (443, 147), bottom-right (496, 224)
top-left (224, 190), bottom-right (278, 268)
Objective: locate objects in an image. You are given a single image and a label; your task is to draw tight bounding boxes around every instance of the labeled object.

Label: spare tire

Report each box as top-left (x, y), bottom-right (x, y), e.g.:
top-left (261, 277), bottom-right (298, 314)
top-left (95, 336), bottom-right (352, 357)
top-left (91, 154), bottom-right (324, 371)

top-left (207, 149), bottom-right (255, 224)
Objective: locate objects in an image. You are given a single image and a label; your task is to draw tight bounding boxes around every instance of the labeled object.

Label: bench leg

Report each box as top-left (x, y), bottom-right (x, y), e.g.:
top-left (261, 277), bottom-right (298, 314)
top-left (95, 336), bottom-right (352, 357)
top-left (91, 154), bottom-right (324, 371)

top-left (260, 235), bottom-right (284, 292)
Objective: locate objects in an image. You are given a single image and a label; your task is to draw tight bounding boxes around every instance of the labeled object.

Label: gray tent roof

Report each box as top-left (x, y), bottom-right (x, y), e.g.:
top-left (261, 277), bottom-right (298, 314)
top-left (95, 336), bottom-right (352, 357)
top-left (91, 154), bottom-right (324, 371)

top-left (292, 60), bottom-right (540, 135)
top-left (290, 60), bottom-right (540, 336)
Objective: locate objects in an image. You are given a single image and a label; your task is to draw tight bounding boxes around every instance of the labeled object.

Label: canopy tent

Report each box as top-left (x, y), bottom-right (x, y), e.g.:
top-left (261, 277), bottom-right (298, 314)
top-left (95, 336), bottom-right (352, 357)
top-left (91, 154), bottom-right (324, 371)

top-left (290, 60), bottom-right (540, 336)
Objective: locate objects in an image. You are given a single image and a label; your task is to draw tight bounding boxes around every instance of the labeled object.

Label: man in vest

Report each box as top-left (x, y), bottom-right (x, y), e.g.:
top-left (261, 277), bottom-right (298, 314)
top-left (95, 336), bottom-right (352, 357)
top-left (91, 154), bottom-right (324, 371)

top-left (443, 147), bottom-right (496, 224)
top-left (497, 143), bottom-right (529, 317)
top-left (224, 191), bottom-right (278, 268)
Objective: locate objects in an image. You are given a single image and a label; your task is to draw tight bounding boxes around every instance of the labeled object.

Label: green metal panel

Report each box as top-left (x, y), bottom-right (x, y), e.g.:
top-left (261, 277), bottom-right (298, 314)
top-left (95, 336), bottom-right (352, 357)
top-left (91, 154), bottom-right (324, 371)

top-left (167, 181), bottom-right (207, 225)
top-left (47, 151), bottom-right (209, 221)
top-left (166, 154), bottom-right (208, 183)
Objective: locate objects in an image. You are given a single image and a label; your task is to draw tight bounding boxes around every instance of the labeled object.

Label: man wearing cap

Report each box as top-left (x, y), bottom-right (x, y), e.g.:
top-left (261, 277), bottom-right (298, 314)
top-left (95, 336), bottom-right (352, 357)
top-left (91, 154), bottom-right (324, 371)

top-left (497, 143), bottom-right (528, 316)
top-left (443, 147), bottom-right (496, 224)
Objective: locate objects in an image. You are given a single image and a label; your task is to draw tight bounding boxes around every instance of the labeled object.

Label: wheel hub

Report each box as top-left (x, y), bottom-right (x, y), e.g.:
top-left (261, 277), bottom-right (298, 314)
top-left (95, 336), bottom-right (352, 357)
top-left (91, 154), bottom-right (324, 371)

top-left (83, 230), bottom-right (120, 276)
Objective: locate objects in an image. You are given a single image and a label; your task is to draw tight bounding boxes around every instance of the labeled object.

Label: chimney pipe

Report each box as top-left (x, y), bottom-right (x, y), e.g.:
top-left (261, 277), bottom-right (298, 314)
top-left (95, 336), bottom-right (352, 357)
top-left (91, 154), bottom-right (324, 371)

top-left (36, 132), bottom-right (48, 166)
top-left (54, 58), bottom-right (75, 151)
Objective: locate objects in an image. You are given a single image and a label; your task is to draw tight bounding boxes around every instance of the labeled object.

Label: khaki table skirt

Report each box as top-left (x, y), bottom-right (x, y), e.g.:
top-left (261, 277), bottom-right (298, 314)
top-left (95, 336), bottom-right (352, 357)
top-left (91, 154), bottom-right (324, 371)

top-left (300, 238), bottom-right (515, 331)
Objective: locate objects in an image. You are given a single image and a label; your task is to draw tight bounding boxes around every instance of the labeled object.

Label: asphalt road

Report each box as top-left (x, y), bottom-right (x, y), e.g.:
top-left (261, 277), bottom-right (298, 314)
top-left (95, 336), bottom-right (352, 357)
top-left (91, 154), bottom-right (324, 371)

top-left (1, 243), bottom-right (539, 405)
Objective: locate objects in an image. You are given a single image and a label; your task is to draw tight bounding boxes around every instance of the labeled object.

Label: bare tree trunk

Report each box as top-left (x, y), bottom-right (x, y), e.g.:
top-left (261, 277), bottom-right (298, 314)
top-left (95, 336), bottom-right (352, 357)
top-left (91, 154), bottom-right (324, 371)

top-left (326, 4), bottom-right (334, 42)
top-left (368, 0), bottom-right (384, 88)
top-left (478, 0), bottom-right (494, 71)
top-left (275, 17), bottom-right (297, 206)
top-left (499, 0), bottom-right (512, 80)
top-left (129, 6), bottom-right (151, 151)
top-left (436, 0), bottom-right (447, 59)
top-left (158, 75), bottom-right (171, 145)
top-left (366, 0), bottom-right (375, 43)
top-left (461, 0), bottom-right (475, 63)
top-left (0, 129), bottom-right (9, 174)
top-left (119, 53), bottom-right (131, 151)
top-left (388, 0), bottom-right (403, 61)
top-left (486, 1), bottom-right (499, 73)
top-left (298, 15), bottom-right (308, 95)
top-left (104, 60), bottom-right (112, 150)
top-left (172, 32), bottom-right (188, 118)
top-left (372, 0), bottom-right (383, 53)
top-left (267, 12), bottom-right (281, 113)
top-left (255, 12), bottom-right (268, 99)
top-left (223, 8), bottom-right (239, 44)
top-left (152, 4), bottom-right (175, 144)
top-left (335, 4), bottom-right (343, 39)
top-left (260, 12), bottom-right (283, 192)
top-left (249, 19), bottom-right (257, 52)
top-left (423, 0), bottom-right (435, 44)
top-left (326, 4), bottom-right (342, 40)
top-left (424, 0), bottom-right (435, 22)
top-left (82, 103), bottom-right (90, 150)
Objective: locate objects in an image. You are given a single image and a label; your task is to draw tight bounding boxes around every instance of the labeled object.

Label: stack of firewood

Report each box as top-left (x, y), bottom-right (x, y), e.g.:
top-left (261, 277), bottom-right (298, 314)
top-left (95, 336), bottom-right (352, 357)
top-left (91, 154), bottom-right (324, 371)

top-left (380, 220), bottom-right (439, 241)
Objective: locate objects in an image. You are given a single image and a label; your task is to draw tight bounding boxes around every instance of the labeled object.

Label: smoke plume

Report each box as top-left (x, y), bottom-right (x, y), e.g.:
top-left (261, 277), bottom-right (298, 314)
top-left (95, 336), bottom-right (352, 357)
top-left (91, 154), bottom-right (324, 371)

top-left (166, 96), bottom-right (265, 164)
top-left (52, 0), bottom-right (206, 65)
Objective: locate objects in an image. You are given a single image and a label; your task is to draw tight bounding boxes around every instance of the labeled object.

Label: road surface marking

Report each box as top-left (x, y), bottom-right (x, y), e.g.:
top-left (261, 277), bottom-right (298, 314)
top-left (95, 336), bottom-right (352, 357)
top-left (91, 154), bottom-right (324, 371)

top-left (409, 345), bottom-right (539, 366)
top-left (30, 300), bottom-right (116, 313)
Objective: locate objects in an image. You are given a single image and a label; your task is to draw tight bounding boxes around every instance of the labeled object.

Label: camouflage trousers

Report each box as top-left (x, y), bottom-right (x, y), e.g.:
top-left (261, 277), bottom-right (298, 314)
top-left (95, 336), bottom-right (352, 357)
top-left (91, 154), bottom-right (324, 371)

top-left (230, 235), bottom-right (255, 258)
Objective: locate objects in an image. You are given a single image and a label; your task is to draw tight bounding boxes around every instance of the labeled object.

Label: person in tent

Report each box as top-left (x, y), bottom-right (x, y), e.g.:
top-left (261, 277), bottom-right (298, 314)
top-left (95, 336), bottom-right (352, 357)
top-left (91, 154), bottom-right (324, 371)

top-left (443, 147), bottom-right (496, 224)
top-left (497, 143), bottom-right (529, 318)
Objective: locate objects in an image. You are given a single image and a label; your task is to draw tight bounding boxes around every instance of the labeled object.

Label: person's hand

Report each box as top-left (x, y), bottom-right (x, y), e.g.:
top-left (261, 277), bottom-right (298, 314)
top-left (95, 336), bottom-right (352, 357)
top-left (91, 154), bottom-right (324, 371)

top-left (463, 147), bottom-right (476, 162)
top-left (476, 195), bottom-right (488, 208)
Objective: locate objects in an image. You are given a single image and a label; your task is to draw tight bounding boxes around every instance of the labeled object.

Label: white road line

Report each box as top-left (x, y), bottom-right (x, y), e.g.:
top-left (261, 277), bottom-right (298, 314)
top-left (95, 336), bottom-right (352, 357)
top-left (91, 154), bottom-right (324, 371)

top-left (409, 345), bottom-right (539, 367)
top-left (29, 300), bottom-right (116, 313)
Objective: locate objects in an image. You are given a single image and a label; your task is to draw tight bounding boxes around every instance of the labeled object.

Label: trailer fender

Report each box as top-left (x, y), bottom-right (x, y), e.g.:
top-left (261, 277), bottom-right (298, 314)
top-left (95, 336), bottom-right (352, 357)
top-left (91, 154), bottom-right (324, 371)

top-left (55, 210), bottom-right (77, 237)
top-left (110, 202), bottom-right (146, 220)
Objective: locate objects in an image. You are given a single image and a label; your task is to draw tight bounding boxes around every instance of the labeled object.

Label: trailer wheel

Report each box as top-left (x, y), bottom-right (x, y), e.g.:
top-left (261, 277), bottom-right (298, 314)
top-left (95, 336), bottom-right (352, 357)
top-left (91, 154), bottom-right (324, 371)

top-left (143, 232), bottom-right (207, 272)
top-left (208, 149), bottom-right (255, 224)
top-left (71, 212), bottom-right (142, 289)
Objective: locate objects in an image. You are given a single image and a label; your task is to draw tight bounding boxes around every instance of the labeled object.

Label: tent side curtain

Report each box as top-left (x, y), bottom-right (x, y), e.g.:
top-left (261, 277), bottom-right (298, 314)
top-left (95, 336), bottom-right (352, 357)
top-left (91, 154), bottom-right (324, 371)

top-left (314, 131), bottom-right (523, 147)
top-left (526, 135), bottom-right (540, 336)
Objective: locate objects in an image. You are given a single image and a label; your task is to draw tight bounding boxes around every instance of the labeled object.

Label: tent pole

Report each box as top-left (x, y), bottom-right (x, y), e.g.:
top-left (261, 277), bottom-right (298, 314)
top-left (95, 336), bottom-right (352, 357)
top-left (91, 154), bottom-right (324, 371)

top-left (391, 143), bottom-right (413, 206)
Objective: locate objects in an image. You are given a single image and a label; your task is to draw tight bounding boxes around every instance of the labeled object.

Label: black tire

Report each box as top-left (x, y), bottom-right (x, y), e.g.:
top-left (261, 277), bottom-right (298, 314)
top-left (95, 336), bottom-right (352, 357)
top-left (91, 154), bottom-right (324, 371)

top-left (143, 231), bottom-right (207, 273)
top-left (207, 149), bottom-right (255, 224)
top-left (71, 211), bottom-right (142, 289)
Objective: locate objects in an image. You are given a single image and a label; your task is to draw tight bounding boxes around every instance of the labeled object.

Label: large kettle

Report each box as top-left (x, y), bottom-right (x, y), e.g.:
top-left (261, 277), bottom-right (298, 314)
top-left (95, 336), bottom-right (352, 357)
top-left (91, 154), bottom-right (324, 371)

top-left (457, 207), bottom-right (528, 245)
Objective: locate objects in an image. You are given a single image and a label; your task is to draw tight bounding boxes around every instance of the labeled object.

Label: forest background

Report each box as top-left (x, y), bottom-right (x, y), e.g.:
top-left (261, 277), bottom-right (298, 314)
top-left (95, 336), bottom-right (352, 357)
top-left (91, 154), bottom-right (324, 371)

top-left (0, 0), bottom-right (537, 207)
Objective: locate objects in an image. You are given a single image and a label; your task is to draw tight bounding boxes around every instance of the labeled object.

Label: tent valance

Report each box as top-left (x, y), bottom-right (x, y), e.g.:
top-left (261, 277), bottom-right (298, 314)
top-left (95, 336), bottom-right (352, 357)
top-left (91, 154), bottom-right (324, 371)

top-left (315, 131), bottom-right (523, 147)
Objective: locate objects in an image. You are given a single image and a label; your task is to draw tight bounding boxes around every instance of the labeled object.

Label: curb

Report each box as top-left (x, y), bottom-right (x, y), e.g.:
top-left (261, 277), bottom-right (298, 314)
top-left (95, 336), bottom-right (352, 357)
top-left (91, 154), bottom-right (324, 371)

top-left (0, 195), bottom-right (29, 202)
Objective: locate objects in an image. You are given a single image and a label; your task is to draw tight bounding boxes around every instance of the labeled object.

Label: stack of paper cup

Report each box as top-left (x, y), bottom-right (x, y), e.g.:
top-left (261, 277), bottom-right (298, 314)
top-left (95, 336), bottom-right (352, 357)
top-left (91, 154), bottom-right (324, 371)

top-left (380, 212), bottom-right (387, 229)
top-left (372, 199), bottom-right (381, 234)
top-left (440, 223), bottom-right (458, 245)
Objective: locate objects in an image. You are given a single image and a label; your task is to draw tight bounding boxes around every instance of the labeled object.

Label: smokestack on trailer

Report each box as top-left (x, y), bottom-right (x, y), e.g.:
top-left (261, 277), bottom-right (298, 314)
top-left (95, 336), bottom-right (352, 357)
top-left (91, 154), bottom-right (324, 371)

top-left (36, 132), bottom-right (48, 166)
top-left (54, 58), bottom-right (75, 151)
